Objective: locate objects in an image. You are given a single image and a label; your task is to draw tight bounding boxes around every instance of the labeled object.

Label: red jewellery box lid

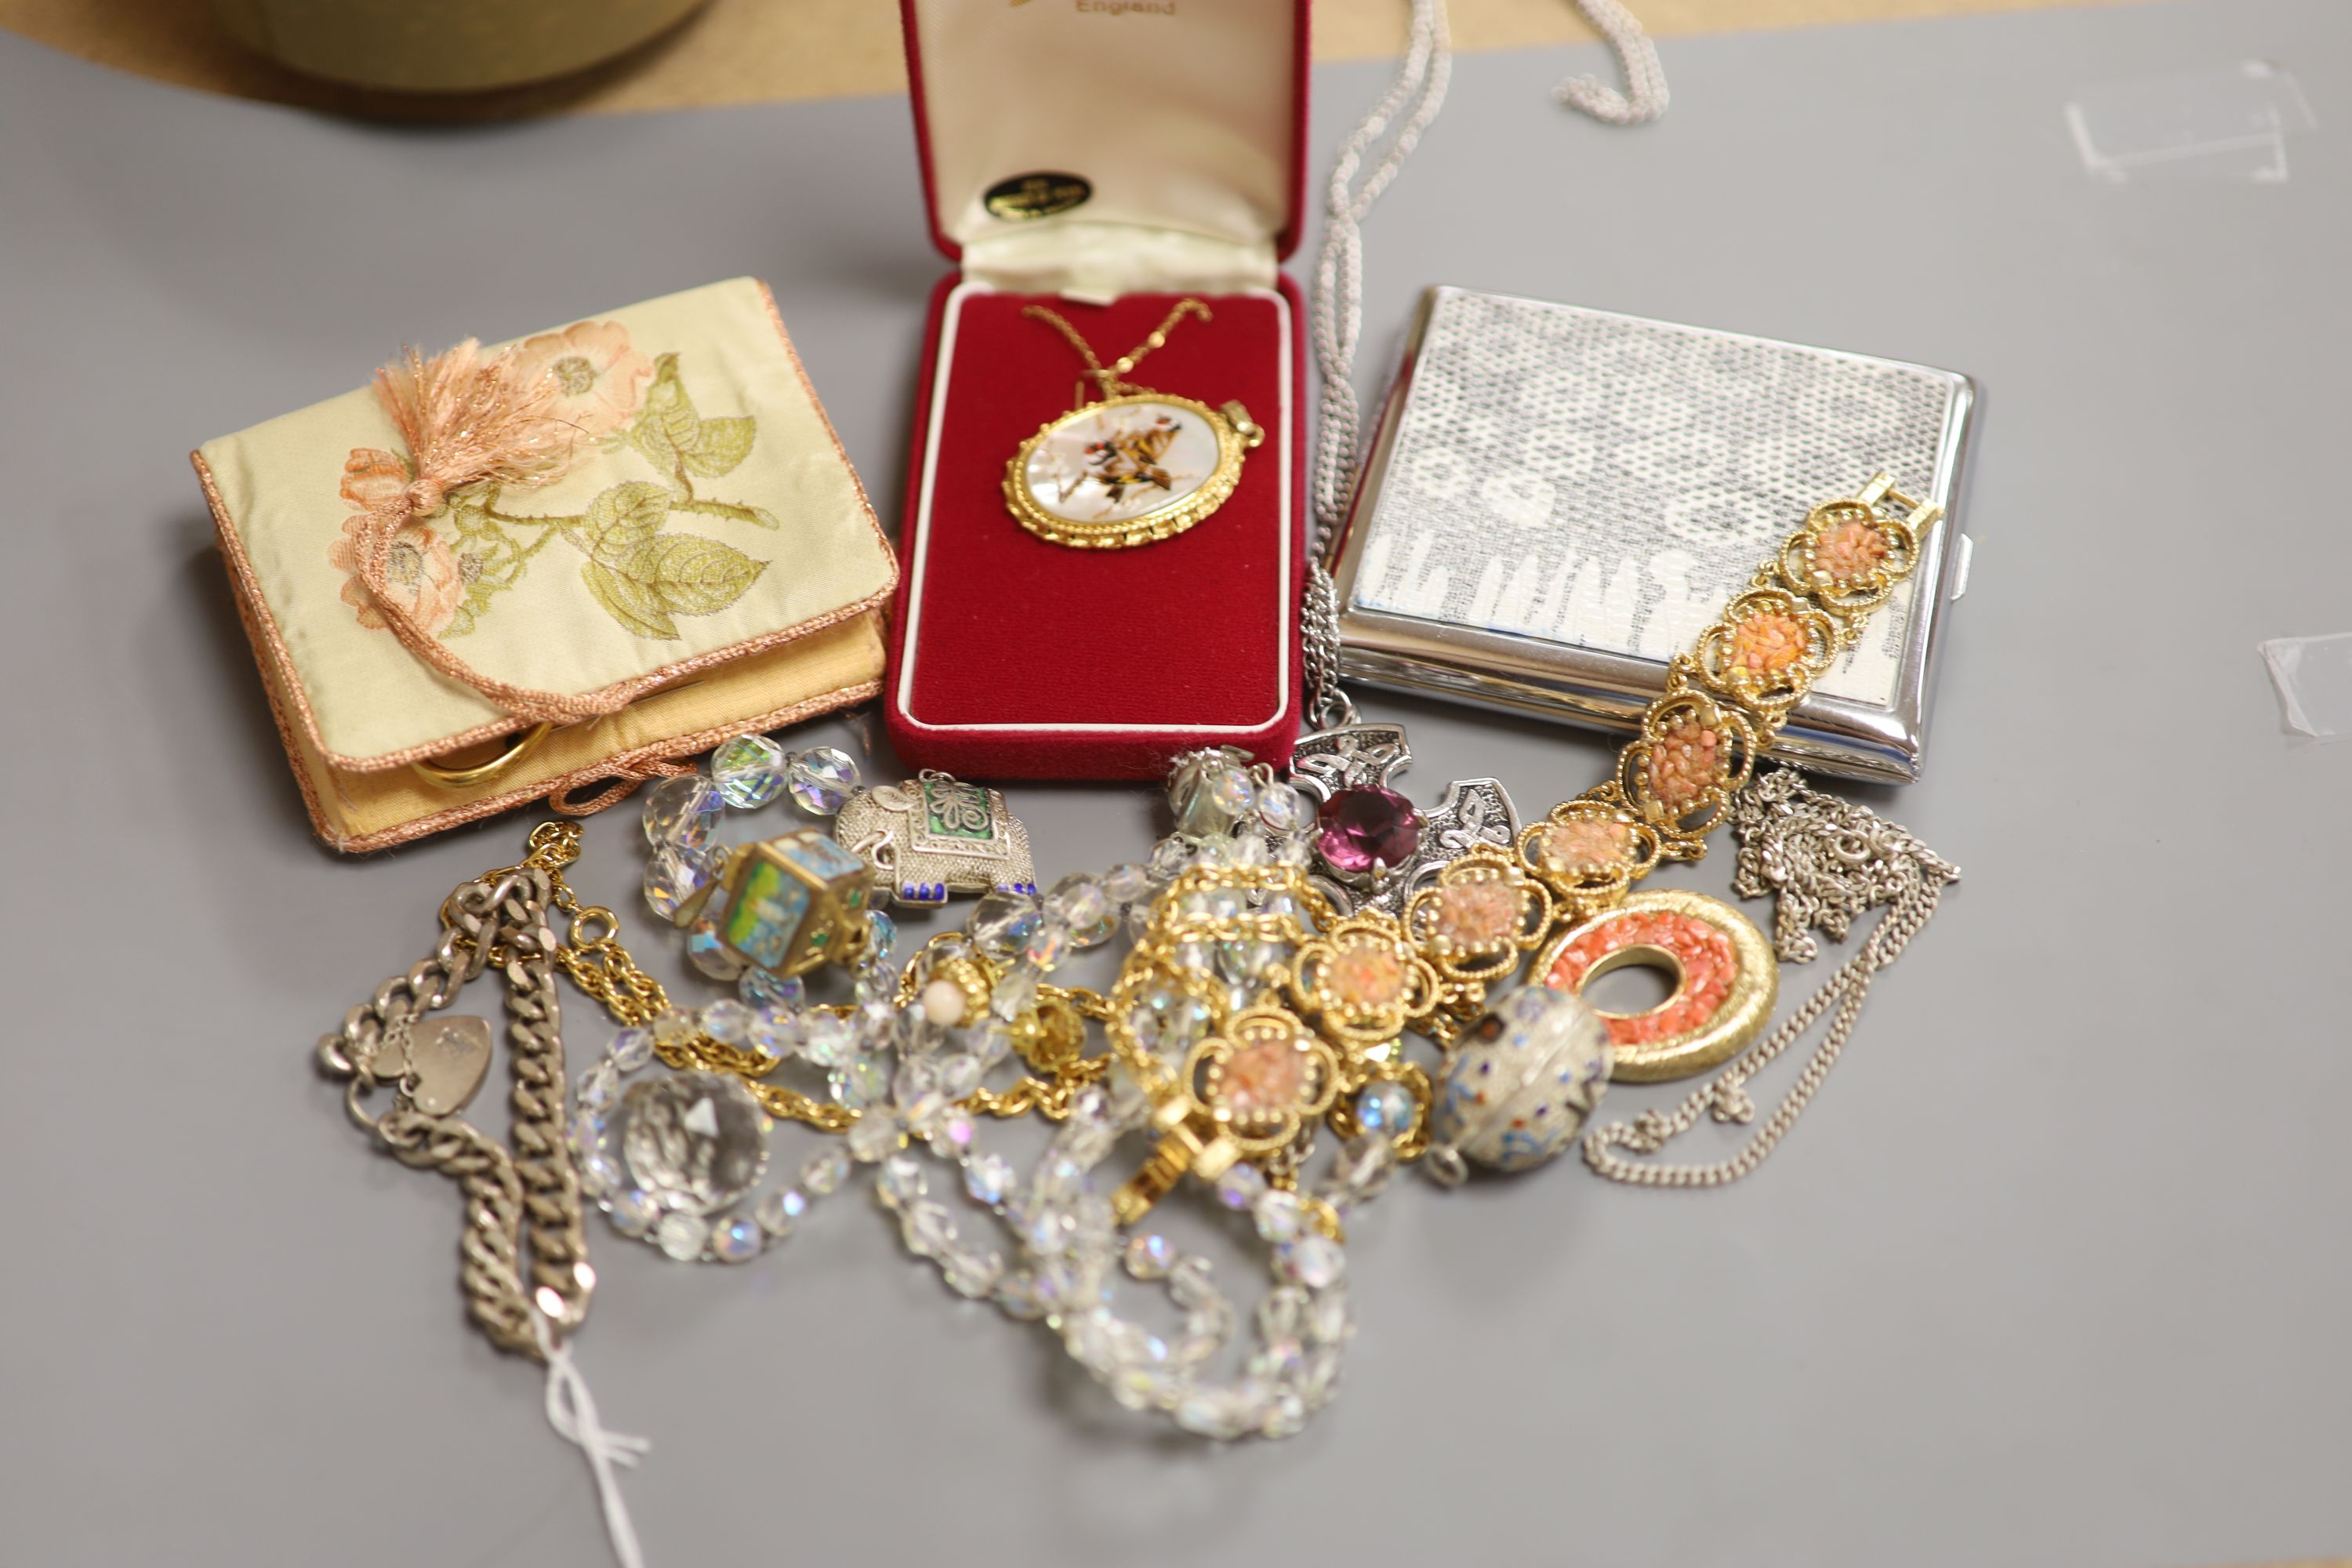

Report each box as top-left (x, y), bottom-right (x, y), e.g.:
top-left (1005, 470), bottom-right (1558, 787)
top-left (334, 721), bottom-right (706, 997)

top-left (900, 0), bottom-right (1309, 271)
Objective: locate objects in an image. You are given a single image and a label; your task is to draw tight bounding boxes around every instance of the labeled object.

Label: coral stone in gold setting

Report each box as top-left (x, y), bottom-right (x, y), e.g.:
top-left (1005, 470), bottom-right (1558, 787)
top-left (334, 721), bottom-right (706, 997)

top-left (1729, 612), bottom-right (1807, 677)
top-left (1326, 942), bottom-right (1406, 1011)
top-left (1646, 715), bottom-right (1726, 812)
top-left (1815, 517), bottom-right (1891, 585)
top-left (1433, 880), bottom-right (1523, 949)
top-left (1534, 817), bottom-right (1635, 879)
top-left (1217, 1034), bottom-right (1312, 1118)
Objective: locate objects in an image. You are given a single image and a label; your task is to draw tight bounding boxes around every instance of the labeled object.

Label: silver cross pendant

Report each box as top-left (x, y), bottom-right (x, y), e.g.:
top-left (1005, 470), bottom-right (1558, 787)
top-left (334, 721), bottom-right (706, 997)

top-left (1287, 723), bottom-right (1518, 916)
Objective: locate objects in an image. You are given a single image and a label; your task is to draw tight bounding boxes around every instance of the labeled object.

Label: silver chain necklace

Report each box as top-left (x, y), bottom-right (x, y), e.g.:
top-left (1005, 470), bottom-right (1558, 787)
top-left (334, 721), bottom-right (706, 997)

top-left (1303, 0), bottom-right (1669, 731)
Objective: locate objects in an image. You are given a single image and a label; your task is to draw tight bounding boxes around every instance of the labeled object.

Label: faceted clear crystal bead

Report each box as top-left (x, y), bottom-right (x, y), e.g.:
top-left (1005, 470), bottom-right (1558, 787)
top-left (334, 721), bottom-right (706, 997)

top-left (1301, 1345), bottom-right (1343, 1409)
top-left (800, 1145), bottom-right (851, 1196)
top-left (989, 964), bottom-right (1041, 1022)
top-left (739, 967), bottom-right (806, 1011)
top-left (619, 1073), bottom-right (771, 1212)
top-left (746, 1008), bottom-right (800, 1060)
top-left (1049, 1115), bottom-right (1116, 1172)
top-left (892, 1055), bottom-right (938, 1105)
top-left (970, 888), bottom-right (1043, 962)
top-left (610, 1188), bottom-right (659, 1236)
top-left (642, 844), bottom-right (718, 922)
top-left (1248, 1335), bottom-right (1305, 1383)
top-left (1174, 1388), bottom-right (1250, 1441)
top-left (710, 734), bottom-right (789, 808)
top-left (1254, 781), bottom-right (1312, 836)
top-left (863, 909), bottom-right (897, 967)
top-left (1146, 836), bottom-right (1194, 883)
top-left (655, 1210), bottom-right (710, 1262)
top-left (1102, 862), bottom-right (1152, 908)
top-left (964, 1152), bottom-right (1017, 1207)
top-left (1109, 1366), bottom-right (1175, 1413)
top-left (1182, 1296), bottom-right (1237, 1357)
top-left (1307, 1287), bottom-right (1352, 1345)
top-left (642, 774), bottom-right (724, 848)
top-left (966, 1020), bottom-right (1016, 1067)
top-left (927, 1110), bottom-right (977, 1160)
top-left (902, 1200), bottom-right (958, 1258)
top-left (608, 1027), bottom-right (655, 1073)
top-left (1253, 1189), bottom-right (1305, 1243)
top-left (846, 1112), bottom-right (902, 1162)
top-left (877, 1153), bottom-right (928, 1210)
top-left (852, 998), bottom-right (899, 1051)
top-left (1354, 1081), bottom-right (1414, 1137)
top-left (1325, 1134), bottom-right (1396, 1204)
top-left (996, 1271), bottom-right (1049, 1320)
top-left (1045, 874), bottom-right (1116, 946)
top-left (787, 747), bottom-right (860, 815)
top-left (1261, 1392), bottom-right (1308, 1439)
top-left (1167, 1254), bottom-right (1218, 1308)
top-left (1171, 753), bottom-right (1252, 837)
top-left (1022, 921), bottom-right (1072, 971)
top-left (684, 919), bottom-right (746, 982)
top-left (941, 1246), bottom-right (1004, 1300)
top-left (1277, 1233), bottom-right (1345, 1290)
top-left (577, 1062), bottom-right (619, 1111)
top-left (1102, 1059), bottom-right (1152, 1124)
top-left (1258, 1286), bottom-right (1308, 1344)
top-left (799, 1014), bottom-right (854, 1068)
top-left (1224, 832), bottom-right (1270, 869)
top-left (699, 998), bottom-right (753, 1044)
top-left (712, 1217), bottom-right (764, 1263)
top-left (934, 1052), bottom-right (985, 1100)
top-left (579, 1151), bottom-right (620, 1200)
top-left (1123, 1234), bottom-right (1175, 1279)
top-left (1214, 1164), bottom-right (1267, 1212)
top-left (830, 1055), bottom-right (891, 1109)
top-left (755, 1186), bottom-right (808, 1237)
top-left (901, 1091), bottom-right (952, 1141)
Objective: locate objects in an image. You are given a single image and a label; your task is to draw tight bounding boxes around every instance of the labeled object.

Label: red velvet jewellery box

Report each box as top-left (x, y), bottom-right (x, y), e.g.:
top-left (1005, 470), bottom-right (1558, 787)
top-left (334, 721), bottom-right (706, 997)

top-left (886, 0), bottom-right (1311, 781)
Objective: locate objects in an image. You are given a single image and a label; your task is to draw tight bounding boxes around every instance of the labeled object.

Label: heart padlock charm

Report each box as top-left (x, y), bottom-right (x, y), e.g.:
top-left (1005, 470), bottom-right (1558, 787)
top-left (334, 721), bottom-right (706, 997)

top-left (402, 1016), bottom-right (495, 1116)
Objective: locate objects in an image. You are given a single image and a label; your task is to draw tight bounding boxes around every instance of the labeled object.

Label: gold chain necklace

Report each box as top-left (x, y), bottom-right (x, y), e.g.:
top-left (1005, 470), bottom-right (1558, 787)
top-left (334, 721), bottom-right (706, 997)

top-left (1005, 299), bottom-right (1265, 550)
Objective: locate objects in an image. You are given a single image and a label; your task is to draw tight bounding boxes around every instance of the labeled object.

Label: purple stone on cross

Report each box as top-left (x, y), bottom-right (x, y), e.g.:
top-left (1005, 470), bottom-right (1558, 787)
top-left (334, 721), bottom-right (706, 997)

top-left (1288, 722), bottom-right (1518, 916)
top-left (1314, 786), bottom-right (1423, 875)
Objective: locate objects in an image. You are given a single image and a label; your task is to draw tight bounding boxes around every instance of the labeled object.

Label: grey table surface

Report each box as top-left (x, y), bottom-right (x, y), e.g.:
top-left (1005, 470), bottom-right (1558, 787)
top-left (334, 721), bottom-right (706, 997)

top-left (5, 2), bottom-right (2349, 1565)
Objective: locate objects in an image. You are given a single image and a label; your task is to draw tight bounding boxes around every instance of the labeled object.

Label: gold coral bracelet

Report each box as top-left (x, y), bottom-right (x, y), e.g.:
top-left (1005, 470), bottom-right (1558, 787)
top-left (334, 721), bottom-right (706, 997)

top-left (1096, 475), bottom-right (1942, 1212)
top-left (1401, 473), bottom-right (1941, 1077)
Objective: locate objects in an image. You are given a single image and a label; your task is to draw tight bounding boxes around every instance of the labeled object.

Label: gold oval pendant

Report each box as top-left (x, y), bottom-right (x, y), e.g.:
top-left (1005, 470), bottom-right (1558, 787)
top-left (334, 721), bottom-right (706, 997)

top-left (1532, 888), bottom-right (1777, 1082)
top-left (1004, 393), bottom-right (1261, 550)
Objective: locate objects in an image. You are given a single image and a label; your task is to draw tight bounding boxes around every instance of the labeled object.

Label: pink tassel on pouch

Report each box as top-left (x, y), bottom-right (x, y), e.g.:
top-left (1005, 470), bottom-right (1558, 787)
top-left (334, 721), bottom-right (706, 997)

top-left (352, 341), bottom-right (630, 725)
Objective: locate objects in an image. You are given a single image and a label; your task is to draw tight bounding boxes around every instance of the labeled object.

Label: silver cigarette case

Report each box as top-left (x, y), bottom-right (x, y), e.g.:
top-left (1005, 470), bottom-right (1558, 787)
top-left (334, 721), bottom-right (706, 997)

top-left (1330, 287), bottom-right (1976, 783)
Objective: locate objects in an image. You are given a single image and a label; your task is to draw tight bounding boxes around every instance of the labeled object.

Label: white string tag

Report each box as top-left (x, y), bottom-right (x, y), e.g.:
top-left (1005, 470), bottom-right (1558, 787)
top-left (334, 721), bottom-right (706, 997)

top-left (534, 1312), bottom-right (652, 1568)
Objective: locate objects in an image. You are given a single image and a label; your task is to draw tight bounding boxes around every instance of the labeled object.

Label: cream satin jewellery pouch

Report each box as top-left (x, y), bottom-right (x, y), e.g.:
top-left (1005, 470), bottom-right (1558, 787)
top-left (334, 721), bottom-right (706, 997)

top-left (1328, 287), bottom-right (1977, 784)
top-left (195, 278), bottom-right (898, 851)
